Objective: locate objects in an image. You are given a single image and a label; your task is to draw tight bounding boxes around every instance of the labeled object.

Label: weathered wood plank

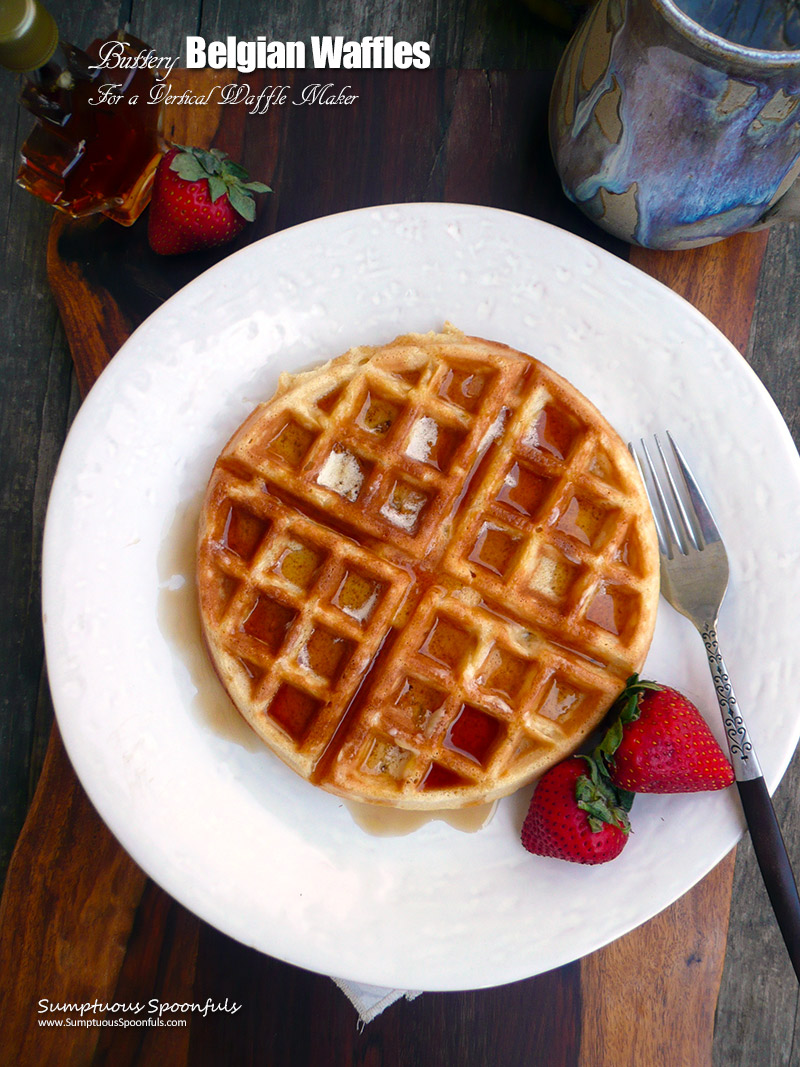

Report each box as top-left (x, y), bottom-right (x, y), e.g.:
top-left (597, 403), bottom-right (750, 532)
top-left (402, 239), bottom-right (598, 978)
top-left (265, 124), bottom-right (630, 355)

top-left (0, 0), bottom-right (798, 1057)
top-left (630, 230), bottom-right (770, 357)
top-left (0, 67), bottom-right (235, 1067)
top-left (581, 856), bottom-right (735, 1067)
top-left (93, 883), bottom-right (199, 1066)
top-left (711, 220), bottom-right (800, 1067)
top-left (187, 932), bottom-right (582, 1066)
top-left (0, 0), bottom-right (131, 894)
top-left (195, 0), bottom-right (567, 68)
top-left (0, 728), bottom-right (147, 1066)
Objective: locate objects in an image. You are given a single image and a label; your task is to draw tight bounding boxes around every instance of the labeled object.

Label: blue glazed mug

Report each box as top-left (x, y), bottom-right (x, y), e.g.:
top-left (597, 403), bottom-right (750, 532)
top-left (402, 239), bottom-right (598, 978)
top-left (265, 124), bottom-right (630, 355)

top-left (549, 0), bottom-right (800, 248)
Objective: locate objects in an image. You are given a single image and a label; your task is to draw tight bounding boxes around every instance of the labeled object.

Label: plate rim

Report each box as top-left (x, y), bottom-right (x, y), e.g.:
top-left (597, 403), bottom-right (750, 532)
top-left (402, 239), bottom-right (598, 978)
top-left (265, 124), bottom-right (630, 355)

top-left (41, 201), bottom-right (800, 990)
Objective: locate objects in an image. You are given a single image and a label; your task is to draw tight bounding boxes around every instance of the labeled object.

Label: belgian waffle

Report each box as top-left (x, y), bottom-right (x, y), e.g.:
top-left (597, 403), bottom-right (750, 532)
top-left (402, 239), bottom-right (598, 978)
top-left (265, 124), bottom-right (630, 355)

top-left (197, 326), bottom-right (659, 809)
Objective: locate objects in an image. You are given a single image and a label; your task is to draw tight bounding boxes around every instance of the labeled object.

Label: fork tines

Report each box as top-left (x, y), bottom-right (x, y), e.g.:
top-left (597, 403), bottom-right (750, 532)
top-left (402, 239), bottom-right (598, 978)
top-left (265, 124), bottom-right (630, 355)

top-left (628, 432), bottom-right (721, 559)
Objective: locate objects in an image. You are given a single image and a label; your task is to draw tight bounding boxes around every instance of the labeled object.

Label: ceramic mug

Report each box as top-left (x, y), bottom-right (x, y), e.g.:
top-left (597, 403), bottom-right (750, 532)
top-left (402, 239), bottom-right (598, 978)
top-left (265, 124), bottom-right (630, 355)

top-left (549, 0), bottom-right (800, 248)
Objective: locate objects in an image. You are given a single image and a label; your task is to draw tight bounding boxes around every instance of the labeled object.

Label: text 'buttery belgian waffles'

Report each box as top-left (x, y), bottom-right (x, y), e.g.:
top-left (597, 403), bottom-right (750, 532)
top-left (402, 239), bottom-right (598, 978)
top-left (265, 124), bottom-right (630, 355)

top-left (196, 325), bottom-right (660, 809)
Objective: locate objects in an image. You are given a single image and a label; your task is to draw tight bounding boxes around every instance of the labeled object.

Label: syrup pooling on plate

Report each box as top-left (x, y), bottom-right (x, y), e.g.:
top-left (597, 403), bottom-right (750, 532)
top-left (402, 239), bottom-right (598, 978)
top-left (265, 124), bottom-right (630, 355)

top-left (344, 799), bottom-right (498, 836)
top-left (158, 496), bottom-right (489, 834)
top-left (157, 494), bottom-right (261, 751)
top-left (196, 326), bottom-right (660, 809)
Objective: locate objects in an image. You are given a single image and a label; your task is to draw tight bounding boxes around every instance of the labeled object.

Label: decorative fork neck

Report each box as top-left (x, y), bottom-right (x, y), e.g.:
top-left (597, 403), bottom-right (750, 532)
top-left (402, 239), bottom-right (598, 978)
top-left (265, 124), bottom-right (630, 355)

top-left (701, 624), bottom-right (762, 782)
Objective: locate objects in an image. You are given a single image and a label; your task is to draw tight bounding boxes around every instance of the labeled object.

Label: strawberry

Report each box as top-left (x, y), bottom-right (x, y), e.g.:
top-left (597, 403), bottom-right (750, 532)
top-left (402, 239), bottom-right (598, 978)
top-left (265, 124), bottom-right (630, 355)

top-left (598, 676), bottom-right (734, 794)
top-left (147, 145), bottom-right (270, 255)
top-left (521, 756), bottom-right (631, 865)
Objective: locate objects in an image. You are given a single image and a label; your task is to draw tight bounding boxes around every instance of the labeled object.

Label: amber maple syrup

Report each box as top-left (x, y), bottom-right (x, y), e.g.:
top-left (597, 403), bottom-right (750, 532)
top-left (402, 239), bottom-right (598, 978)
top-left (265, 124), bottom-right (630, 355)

top-left (1, 0), bottom-right (166, 226)
top-left (16, 31), bottom-right (165, 224)
top-left (159, 493), bottom-right (495, 836)
top-left (343, 798), bottom-right (498, 836)
top-left (157, 493), bottom-right (261, 752)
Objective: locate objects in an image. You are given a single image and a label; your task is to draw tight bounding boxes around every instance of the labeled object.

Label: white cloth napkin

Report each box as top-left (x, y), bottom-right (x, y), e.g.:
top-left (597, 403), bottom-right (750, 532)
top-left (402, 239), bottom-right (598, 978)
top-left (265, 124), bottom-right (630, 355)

top-left (332, 977), bottom-right (422, 1025)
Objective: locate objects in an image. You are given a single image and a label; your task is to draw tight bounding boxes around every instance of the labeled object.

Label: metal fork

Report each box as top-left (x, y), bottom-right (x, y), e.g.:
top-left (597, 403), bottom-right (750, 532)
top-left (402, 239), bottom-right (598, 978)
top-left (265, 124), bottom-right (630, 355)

top-left (631, 432), bottom-right (800, 981)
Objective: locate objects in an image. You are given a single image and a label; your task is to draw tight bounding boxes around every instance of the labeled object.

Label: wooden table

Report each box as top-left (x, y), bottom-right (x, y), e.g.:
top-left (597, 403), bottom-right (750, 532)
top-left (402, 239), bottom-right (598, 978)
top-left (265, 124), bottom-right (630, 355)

top-left (1, 6), bottom-right (799, 1066)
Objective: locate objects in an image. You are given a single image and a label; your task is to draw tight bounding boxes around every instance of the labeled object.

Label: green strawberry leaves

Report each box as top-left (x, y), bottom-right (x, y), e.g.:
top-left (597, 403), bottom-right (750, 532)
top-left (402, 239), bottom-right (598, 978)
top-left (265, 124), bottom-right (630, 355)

top-left (555, 676), bottom-right (660, 837)
top-left (227, 184), bottom-right (257, 222)
top-left (168, 144), bottom-right (271, 221)
top-left (170, 152), bottom-right (207, 183)
top-left (575, 755), bottom-right (632, 834)
top-left (594, 674), bottom-right (663, 773)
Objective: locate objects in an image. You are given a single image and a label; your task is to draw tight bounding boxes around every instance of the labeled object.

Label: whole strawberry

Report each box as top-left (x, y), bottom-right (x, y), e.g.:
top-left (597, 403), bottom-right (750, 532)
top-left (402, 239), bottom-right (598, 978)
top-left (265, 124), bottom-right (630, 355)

top-left (148, 145), bottom-right (270, 255)
top-left (521, 756), bottom-right (631, 865)
top-left (600, 676), bottom-right (734, 794)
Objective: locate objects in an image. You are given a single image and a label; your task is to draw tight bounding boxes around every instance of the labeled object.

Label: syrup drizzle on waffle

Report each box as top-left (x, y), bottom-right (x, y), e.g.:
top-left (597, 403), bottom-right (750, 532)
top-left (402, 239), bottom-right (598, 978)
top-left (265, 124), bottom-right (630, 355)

top-left (197, 327), bottom-right (659, 809)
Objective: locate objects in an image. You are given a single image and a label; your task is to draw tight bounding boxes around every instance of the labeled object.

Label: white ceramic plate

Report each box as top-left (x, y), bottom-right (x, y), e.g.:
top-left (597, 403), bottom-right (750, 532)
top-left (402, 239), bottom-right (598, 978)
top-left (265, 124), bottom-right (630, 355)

top-left (43, 204), bottom-right (800, 991)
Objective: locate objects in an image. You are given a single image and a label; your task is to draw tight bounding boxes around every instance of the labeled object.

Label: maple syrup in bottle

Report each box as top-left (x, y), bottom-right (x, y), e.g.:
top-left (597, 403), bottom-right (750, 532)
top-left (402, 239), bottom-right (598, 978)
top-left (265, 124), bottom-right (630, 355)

top-left (0, 0), bottom-right (165, 225)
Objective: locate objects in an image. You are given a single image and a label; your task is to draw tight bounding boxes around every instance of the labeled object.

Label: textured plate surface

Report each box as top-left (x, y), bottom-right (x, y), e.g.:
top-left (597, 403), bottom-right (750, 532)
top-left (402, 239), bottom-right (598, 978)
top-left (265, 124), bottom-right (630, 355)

top-left (43, 204), bottom-right (800, 990)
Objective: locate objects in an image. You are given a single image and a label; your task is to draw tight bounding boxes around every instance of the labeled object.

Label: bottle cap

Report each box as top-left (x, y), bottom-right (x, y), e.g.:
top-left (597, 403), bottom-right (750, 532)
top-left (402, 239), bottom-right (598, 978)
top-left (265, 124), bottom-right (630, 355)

top-left (0, 0), bottom-right (58, 71)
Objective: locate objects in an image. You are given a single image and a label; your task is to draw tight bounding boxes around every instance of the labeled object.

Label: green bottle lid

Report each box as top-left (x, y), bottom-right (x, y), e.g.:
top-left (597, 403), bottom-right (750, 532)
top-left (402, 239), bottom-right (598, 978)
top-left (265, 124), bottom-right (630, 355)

top-left (0, 0), bottom-right (58, 71)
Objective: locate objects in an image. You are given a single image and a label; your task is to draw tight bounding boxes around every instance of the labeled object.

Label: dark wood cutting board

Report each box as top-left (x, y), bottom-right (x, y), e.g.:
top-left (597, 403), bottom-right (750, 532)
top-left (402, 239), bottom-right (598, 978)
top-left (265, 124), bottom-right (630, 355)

top-left (0, 69), bottom-right (768, 1066)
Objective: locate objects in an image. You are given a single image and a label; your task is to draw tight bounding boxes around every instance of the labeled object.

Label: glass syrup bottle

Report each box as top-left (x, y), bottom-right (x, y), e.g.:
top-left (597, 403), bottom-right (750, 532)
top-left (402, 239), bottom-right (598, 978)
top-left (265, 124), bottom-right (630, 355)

top-left (0, 0), bottom-right (165, 225)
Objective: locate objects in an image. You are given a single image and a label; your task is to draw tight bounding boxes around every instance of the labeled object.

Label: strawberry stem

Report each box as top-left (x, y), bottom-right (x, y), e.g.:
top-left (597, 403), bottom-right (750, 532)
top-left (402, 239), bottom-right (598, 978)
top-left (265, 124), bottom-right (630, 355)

top-left (575, 754), bottom-right (632, 834)
top-left (594, 674), bottom-right (663, 775)
top-left (573, 674), bottom-right (665, 828)
top-left (167, 144), bottom-right (271, 221)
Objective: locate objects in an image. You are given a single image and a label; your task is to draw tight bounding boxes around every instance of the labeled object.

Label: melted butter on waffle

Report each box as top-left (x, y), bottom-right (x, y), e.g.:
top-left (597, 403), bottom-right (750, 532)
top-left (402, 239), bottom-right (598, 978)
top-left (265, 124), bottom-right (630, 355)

top-left (197, 325), bottom-right (659, 809)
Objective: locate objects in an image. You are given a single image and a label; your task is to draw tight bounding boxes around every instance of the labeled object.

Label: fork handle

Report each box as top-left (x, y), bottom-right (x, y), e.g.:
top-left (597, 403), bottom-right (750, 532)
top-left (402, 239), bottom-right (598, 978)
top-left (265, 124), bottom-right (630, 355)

top-left (702, 626), bottom-right (761, 781)
top-left (702, 625), bottom-right (800, 981)
top-left (737, 777), bottom-right (800, 981)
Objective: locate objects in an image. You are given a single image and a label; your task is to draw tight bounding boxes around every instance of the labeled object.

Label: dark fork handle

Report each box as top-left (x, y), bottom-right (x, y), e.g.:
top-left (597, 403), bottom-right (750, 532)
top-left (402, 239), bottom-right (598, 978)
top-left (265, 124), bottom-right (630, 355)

top-left (737, 777), bottom-right (800, 981)
top-left (702, 626), bottom-right (800, 981)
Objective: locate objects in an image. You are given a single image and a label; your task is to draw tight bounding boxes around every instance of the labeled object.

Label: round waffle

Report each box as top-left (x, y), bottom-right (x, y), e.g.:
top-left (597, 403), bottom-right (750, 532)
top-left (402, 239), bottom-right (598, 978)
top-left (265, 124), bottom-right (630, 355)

top-left (197, 325), bottom-right (659, 809)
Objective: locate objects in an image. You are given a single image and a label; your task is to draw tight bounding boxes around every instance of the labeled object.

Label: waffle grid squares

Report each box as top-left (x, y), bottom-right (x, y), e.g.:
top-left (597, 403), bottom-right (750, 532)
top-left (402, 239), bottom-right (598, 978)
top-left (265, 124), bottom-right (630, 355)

top-left (443, 381), bottom-right (654, 671)
top-left (198, 328), bottom-right (659, 808)
top-left (230, 348), bottom-right (520, 552)
top-left (198, 472), bottom-right (413, 772)
top-left (324, 585), bottom-right (621, 803)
